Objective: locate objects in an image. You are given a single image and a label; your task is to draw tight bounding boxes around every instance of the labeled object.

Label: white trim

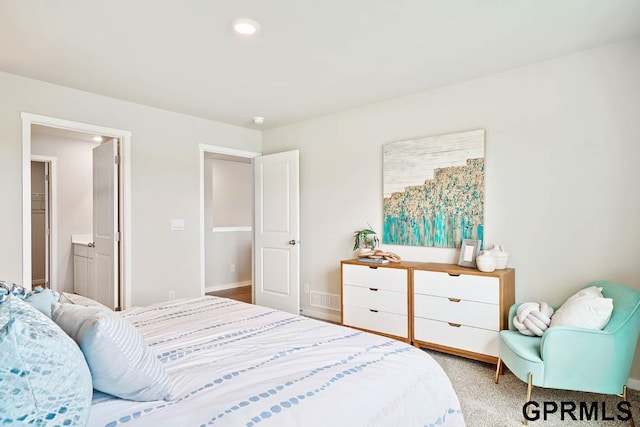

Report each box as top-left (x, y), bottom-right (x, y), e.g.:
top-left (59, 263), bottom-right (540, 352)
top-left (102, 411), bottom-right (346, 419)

top-left (205, 280), bottom-right (252, 293)
top-left (21, 113), bottom-right (133, 310)
top-left (211, 226), bottom-right (252, 232)
top-left (30, 155), bottom-right (57, 291)
top-left (300, 308), bottom-right (341, 324)
top-left (199, 144), bottom-right (260, 298)
top-left (628, 377), bottom-right (640, 391)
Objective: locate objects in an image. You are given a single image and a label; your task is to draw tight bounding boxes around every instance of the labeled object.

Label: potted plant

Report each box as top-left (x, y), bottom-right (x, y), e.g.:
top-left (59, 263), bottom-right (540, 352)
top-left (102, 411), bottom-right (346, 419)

top-left (353, 225), bottom-right (379, 253)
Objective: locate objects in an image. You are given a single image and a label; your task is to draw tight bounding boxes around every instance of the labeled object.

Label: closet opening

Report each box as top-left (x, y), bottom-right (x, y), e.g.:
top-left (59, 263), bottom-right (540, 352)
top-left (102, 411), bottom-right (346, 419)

top-left (30, 158), bottom-right (53, 289)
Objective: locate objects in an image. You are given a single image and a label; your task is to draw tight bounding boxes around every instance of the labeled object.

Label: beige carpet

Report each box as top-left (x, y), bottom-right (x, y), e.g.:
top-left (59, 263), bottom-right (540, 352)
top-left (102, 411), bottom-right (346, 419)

top-left (427, 350), bottom-right (639, 426)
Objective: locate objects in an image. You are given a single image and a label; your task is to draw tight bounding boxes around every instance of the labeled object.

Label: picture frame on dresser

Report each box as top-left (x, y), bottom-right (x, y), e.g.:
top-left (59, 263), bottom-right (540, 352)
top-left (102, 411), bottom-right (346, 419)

top-left (457, 239), bottom-right (480, 268)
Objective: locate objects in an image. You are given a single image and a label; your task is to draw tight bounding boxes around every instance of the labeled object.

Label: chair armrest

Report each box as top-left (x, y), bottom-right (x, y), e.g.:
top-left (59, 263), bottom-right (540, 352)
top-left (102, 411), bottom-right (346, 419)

top-left (539, 326), bottom-right (628, 393)
top-left (541, 326), bottom-right (610, 356)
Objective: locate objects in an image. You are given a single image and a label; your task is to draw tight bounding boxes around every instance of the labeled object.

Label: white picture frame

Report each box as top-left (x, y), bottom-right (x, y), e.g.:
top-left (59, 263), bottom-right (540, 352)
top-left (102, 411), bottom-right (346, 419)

top-left (458, 239), bottom-right (481, 268)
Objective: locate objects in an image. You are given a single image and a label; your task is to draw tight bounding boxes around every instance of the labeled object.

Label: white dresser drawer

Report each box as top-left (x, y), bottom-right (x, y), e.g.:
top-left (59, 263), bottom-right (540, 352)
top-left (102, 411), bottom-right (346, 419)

top-left (342, 264), bottom-right (407, 292)
top-left (343, 306), bottom-right (408, 338)
top-left (343, 285), bottom-right (407, 315)
top-left (414, 294), bottom-right (499, 330)
top-left (414, 270), bottom-right (499, 304)
top-left (414, 317), bottom-right (498, 357)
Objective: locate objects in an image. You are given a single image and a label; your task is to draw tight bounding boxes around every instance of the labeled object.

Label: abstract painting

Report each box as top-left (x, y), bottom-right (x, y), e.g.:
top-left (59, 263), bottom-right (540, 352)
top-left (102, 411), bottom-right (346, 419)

top-left (383, 129), bottom-right (485, 248)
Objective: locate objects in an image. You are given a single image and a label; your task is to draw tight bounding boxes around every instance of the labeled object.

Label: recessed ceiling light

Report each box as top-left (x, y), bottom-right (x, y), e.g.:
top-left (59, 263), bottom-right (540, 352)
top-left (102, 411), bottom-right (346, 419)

top-left (93, 136), bottom-right (103, 142)
top-left (252, 116), bottom-right (265, 125)
top-left (231, 18), bottom-right (261, 36)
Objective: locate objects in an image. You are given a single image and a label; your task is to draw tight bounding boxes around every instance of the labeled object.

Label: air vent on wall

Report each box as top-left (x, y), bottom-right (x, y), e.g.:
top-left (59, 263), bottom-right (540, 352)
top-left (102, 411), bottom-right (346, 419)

top-left (310, 291), bottom-right (340, 311)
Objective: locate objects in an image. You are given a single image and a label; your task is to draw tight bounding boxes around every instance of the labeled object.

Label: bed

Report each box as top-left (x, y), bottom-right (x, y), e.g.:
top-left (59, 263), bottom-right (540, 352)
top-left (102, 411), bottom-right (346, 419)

top-left (86, 296), bottom-right (465, 426)
top-left (0, 285), bottom-right (464, 426)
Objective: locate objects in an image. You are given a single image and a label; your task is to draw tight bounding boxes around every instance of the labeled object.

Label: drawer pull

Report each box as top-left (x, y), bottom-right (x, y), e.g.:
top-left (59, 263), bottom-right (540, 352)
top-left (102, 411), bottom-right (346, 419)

top-left (447, 297), bottom-right (461, 303)
top-left (368, 266), bottom-right (378, 270)
top-left (369, 287), bottom-right (379, 292)
top-left (369, 309), bottom-right (379, 313)
top-left (448, 322), bottom-right (462, 328)
top-left (447, 273), bottom-right (461, 277)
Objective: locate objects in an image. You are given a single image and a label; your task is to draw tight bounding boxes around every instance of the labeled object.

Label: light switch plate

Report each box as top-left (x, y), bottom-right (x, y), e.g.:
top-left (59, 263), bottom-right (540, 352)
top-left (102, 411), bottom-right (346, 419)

top-left (170, 218), bottom-right (185, 231)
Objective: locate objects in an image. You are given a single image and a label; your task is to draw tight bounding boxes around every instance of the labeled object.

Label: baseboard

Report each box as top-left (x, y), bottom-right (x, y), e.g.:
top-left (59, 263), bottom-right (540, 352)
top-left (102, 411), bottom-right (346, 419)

top-left (205, 281), bottom-right (251, 293)
top-left (32, 279), bottom-right (45, 286)
top-left (627, 377), bottom-right (640, 391)
top-left (300, 307), bottom-right (341, 324)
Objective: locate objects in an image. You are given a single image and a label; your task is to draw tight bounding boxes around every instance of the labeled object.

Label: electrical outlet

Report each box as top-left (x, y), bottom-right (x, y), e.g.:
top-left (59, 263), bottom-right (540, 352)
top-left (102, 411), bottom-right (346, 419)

top-left (230, 264), bottom-right (236, 272)
top-left (168, 290), bottom-right (175, 301)
top-left (304, 282), bottom-right (310, 293)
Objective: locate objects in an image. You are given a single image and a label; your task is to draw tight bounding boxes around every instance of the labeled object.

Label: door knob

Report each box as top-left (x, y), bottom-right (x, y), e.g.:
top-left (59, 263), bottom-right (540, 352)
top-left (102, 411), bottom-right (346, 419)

top-left (288, 240), bottom-right (297, 245)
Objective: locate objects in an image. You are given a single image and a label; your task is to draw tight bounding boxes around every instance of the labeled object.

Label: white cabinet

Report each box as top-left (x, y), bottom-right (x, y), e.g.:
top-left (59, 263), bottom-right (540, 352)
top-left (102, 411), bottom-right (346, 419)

top-left (412, 266), bottom-right (515, 365)
top-left (73, 243), bottom-right (96, 299)
top-left (340, 261), bottom-right (410, 342)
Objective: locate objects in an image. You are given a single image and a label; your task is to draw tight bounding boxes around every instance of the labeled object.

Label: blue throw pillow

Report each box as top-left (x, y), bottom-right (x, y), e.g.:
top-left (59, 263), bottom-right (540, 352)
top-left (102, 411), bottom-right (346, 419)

top-left (52, 303), bottom-right (174, 402)
top-left (24, 287), bottom-right (60, 318)
top-left (0, 296), bottom-right (93, 425)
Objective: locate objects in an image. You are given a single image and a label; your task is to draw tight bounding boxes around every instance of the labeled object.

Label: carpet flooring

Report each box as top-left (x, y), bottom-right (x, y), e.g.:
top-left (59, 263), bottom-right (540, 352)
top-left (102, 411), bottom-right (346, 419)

top-left (427, 350), bottom-right (639, 426)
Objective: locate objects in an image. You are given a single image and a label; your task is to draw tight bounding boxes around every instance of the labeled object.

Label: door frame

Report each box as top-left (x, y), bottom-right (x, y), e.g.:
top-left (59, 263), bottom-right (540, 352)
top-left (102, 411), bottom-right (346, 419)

top-left (30, 155), bottom-right (57, 290)
top-left (198, 144), bottom-right (260, 297)
top-left (21, 113), bottom-right (132, 309)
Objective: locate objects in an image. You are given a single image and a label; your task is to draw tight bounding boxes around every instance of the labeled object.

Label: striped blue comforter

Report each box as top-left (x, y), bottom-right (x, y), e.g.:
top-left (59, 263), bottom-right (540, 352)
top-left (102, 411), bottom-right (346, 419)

top-left (88, 297), bottom-right (465, 427)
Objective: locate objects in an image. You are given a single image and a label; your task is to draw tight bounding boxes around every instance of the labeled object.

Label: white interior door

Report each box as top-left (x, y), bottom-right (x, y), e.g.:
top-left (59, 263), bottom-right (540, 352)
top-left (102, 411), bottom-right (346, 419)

top-left (93, 139), bottom-right (119, 310)
top-left (254, 150), bottom-right (300, 314)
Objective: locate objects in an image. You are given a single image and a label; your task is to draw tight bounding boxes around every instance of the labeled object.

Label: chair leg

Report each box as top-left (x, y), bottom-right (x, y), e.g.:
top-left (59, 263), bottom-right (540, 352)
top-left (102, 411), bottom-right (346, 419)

top-left (495, 358), bottom-right (502, 384)
top-left (522, 373), bottom-right (533, 426)
top-left (621, 386), bottom-right (635, 427)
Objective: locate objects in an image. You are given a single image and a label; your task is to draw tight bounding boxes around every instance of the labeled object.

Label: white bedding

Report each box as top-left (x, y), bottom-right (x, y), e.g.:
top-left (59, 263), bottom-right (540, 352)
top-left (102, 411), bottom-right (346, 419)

top-left (88, 297), bottom-right (465, 427)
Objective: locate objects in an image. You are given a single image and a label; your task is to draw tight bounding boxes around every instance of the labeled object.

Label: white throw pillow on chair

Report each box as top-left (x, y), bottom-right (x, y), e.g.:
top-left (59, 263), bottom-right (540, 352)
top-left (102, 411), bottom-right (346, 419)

top-left (550, 286), bottom-right (613, 330)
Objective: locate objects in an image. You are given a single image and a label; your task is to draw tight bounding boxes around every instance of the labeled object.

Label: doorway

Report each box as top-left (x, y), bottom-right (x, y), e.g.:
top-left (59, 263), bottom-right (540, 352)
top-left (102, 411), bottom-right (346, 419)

top-left (21, 113), bottom-right (132, 309)
top-left (199, 145), bottom-right (259, 303)
top-left (30, 127), bottom-right (101, 296)
top-left (199, 145), bottom-right (300, 315)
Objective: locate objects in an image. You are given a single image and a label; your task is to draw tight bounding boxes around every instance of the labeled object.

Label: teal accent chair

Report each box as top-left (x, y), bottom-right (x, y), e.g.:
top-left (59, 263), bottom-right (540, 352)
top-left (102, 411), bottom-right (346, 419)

top-left (496, 281), bottom-right (640, 424)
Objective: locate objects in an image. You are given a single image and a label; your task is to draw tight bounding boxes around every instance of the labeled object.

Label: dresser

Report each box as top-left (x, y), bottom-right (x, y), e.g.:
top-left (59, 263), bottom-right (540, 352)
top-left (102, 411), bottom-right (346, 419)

top-left (340, 260), bottom-right (411, 343)
top-left (412, 264), bottom-right (515, 364)
top-left (340, 259), bottom-right (515, 364)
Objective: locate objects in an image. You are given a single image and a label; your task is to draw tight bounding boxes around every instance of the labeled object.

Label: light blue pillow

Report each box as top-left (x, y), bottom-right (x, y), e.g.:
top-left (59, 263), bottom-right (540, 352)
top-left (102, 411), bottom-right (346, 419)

top-left (24, 287), bottom-right (60, 318)
top-left (52, 303), bottom-right (174, 402)
top-left (0, 296), bottom-right (92, 425)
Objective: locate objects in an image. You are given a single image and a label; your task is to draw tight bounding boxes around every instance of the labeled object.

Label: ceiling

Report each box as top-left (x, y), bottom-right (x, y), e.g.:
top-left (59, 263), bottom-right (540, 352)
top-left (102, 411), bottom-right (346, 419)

top-left (2, 1), bottom-right (639, 129)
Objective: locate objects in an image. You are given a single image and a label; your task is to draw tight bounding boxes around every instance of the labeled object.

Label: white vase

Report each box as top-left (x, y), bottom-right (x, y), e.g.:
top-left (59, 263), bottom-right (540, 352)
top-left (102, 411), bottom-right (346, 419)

top-left (475, 251), bottom-right (496, 272)
top-left (490, 244), bottom-right (509, 269)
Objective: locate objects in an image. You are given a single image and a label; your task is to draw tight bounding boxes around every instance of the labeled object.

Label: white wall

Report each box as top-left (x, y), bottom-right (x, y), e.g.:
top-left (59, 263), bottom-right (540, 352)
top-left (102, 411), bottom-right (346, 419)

top-left (204, 156), bottom-right (252, 289)
top-left (31, 133), bottom-right (99, 293)
top-left (263, 37), bottom-right (640, 379)
top-left (0, 70), bottom-right (261, 306)
top-left (211, 158), bottom-right (252, 227)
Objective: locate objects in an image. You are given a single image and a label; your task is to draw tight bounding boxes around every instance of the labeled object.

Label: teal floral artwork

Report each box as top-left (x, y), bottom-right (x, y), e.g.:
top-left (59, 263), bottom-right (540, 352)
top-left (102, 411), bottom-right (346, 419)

top-left (383, 129), bottom-right (485, 248)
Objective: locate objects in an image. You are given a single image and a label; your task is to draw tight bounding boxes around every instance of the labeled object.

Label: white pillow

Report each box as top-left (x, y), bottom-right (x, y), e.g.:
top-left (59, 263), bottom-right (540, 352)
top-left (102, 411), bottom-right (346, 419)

top-left (51, 303), bottom-right (173, 402)
top-left (59, 292), bottom-right (110, 310)
top-left (550, 286), bottom-right (613, 330)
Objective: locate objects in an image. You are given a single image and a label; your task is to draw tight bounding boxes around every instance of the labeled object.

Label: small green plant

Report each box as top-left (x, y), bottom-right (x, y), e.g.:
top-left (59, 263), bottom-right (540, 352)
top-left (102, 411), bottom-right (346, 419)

top-left (353, 225), bottom-right (379, 251)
